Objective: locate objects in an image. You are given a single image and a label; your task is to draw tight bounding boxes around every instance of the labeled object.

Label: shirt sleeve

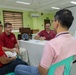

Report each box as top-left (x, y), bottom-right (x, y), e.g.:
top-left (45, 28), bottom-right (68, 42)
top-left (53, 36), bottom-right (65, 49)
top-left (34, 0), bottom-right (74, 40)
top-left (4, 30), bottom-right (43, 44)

top-left (51, 31), bottom-right (56, 38)
top-left (40, 42), bottom-right (55, 69)
top-left (13, 34), bottom-right (17, 44)
top-left (0, 35), bottom-right (4, 46)
top-left (0, 45), bottom-right (4, 56)
top-left (38, 31), bottom-right (43, 36)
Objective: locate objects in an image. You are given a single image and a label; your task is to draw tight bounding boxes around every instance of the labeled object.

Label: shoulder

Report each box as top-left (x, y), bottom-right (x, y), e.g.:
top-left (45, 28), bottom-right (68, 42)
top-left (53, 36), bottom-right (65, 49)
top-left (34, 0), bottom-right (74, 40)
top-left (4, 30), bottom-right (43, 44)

top-left (38, 30), bottom-right (45, 34)
top-left (40, 30), bottom-right (45, 32)
top-left (1, 32), bottom-right (5, 35)
top-left (47, 37), bottom-right (61, 47)
top-left (40, 30), bottom-right (46, 33)
top-left (10, 32), bottom-right (15, 36)
top-left (0, 32), bottom-right (5, 37)
top-left (0, 45), bottom-right (4, 56)
top-left (50, 30), bottom-right (56, 35)
top-left (9, 33), bottom-right (16, 39)
top-left (50, 30), bottom-right (55, 33)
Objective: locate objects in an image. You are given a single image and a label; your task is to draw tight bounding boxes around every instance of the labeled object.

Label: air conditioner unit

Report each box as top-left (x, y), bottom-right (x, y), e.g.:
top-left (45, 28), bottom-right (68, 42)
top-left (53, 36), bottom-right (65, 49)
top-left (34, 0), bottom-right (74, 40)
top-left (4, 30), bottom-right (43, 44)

top-left (30, 13), bottom-right (40, 17)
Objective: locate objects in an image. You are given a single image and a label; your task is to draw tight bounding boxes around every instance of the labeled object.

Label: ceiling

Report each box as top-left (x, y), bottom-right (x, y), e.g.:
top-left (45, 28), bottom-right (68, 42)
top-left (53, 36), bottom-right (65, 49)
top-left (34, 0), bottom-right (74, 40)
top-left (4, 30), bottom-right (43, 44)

top-left (0, 0), bottom-right (76, 13)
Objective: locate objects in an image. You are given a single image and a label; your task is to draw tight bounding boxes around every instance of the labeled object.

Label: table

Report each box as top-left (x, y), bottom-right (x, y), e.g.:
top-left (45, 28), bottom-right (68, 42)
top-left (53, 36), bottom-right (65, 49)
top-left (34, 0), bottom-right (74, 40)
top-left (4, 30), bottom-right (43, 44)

top-left (19, 40), bottom-right (48, 66)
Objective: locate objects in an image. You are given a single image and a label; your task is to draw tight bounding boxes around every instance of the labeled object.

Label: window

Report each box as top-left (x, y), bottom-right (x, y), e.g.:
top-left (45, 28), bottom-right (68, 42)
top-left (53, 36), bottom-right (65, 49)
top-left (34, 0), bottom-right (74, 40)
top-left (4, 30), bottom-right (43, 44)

top-left (3, 11), bottom-right (23, 30)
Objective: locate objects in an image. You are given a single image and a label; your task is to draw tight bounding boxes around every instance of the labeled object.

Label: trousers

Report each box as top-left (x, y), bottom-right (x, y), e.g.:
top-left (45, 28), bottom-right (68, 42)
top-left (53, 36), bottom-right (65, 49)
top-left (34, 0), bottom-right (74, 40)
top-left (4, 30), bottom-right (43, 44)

top-left (15, 65), bottom-right (40, 75)
top-left (0, 58), bottom-right (28, 75)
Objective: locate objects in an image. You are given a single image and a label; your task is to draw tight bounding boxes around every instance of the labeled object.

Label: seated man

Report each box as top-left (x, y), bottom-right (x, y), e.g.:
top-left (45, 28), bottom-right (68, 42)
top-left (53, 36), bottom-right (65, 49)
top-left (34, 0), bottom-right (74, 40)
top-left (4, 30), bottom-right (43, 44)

top-left (0, 23), bottom-right (26, 57)
top-left (34, 22), bottom-right (56, 40)
top-left (0, 45), bottom-right (28, 75)
top-left (14, 9), bottom-right (76, 75)
top-left (0, 22), bottom-right (19, 54)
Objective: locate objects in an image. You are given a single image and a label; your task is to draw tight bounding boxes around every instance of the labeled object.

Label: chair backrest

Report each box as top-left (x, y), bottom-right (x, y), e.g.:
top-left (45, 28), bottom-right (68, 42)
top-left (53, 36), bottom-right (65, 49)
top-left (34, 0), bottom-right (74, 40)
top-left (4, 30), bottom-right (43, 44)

top-left (19, 27), bottom-right (31, 35)
top-left (5, 72), bottom-right (15, 75)
top-left (48, 56), bottom-right (74, 75)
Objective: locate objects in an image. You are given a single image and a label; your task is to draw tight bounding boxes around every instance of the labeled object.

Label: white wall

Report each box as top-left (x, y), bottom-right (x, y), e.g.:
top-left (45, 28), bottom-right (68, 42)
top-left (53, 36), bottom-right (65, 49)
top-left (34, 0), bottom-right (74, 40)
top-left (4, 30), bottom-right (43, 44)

top-left (68, 7), bottom-right (76, 35)
top-left (69, 7), bottom-right (76, 75)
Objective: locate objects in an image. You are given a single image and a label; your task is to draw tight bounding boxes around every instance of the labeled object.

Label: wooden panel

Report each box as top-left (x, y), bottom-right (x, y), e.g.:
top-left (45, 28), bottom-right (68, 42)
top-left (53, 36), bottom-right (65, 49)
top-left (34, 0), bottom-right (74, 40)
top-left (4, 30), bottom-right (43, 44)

top-left (18, 27), bottom-right (31, 40)
top-left (31, 29), bottom-right (39, 34)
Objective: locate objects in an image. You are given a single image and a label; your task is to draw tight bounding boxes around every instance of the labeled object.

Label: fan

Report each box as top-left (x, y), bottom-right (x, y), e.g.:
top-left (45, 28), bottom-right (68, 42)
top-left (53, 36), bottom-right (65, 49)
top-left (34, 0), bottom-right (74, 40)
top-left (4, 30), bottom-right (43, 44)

top-left (22, 33), bottom-right (29, 40)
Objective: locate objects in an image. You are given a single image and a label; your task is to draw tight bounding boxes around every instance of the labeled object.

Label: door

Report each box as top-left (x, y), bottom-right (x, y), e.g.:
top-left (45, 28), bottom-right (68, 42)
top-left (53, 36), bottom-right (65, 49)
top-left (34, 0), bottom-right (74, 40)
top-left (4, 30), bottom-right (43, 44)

top-left (44, 19), bottom-right (50, 29)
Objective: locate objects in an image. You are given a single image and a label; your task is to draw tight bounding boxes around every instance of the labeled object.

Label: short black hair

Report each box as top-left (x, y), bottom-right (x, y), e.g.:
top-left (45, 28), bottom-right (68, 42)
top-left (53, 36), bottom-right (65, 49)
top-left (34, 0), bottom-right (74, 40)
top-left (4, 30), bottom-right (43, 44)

top-left (4, 22), bottom-right (12, 28)
top-left (54, 9), bottom-right (74, 29)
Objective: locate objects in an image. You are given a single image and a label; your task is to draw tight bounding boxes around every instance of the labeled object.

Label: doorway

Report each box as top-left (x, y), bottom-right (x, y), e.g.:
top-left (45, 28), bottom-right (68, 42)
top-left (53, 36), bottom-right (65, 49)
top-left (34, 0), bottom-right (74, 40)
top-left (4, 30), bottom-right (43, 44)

top-left (44, 19), bottom-right (50, 29)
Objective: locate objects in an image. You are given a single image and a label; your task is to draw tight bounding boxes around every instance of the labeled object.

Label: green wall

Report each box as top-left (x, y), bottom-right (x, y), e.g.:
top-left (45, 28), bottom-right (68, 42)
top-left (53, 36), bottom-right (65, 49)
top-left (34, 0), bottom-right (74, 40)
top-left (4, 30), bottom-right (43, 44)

top-left (0, 8), bottom-right (55, 38)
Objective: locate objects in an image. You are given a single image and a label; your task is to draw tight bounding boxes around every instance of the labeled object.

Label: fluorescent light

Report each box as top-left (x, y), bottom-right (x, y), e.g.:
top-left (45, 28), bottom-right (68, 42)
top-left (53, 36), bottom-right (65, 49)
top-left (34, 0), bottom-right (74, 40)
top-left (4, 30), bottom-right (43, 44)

top-left (51, 7), bottom-right (60, 9)
top-left (70, 1), bottom-right (76, 4)
top-left (16, 1), bottom-right (30, 5)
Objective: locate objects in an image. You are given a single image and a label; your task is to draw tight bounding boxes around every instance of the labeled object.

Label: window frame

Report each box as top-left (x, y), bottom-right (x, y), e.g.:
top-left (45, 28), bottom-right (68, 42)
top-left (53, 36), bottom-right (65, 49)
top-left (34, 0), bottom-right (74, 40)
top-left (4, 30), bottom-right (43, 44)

top-left (3, 10), bottom-right (23, 31)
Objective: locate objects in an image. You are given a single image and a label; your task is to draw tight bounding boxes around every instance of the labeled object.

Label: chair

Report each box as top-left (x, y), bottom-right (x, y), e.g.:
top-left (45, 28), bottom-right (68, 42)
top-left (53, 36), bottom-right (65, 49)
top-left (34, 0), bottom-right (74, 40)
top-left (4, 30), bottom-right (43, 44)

top-left (5, 72), bottom-right (15, 75)
top-left (48, 56), bottom-right (74, 75)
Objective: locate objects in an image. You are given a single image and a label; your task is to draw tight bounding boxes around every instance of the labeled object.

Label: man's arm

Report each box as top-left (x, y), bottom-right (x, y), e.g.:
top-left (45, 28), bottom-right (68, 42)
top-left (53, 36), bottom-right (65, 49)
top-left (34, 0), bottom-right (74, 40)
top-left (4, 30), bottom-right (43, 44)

top-left (38, 43), bottom-right (54, 75)
top-left (12, 33), bottom-right (19, 53)
top-left (34, 35), bottom-right (41, 40)
top-left (2, 46), bottom-right (19, 53)
top-left (15, 43), bottom-right (19, 49)
top-left (0, 55), bottom-right (16, 64)
top-left (34, 35), bottom-right (46, 40)
top-left (38, 65), bottom-right (48, 75)
top-left (2, 47), bottom-right (14, 52)
top-left (14, 43), bottom-right (19, 53)
top-left (34, 31), bottom-right (42, 40)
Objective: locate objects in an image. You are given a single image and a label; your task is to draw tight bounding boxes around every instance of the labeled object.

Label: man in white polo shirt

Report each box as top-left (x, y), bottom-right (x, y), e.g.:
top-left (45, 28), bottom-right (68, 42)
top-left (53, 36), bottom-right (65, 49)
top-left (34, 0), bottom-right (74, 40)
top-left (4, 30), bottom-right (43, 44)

top-left (14, 9), bottom-right (76, 75)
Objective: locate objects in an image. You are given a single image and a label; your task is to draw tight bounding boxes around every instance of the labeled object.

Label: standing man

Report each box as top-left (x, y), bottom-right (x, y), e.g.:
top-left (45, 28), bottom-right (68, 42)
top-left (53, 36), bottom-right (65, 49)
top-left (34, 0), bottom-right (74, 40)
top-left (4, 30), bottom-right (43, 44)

top-left (15, 9), bottom-right (76, 75)
top-left (34, 22), bottom-right (56, 40)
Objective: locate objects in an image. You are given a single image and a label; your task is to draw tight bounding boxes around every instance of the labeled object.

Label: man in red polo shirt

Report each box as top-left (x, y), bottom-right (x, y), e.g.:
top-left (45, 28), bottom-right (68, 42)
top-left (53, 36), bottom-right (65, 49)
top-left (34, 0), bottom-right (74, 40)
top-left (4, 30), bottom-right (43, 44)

top-left (34, 23), bottom-right (56, 40)
top-left (0, 22), bottom-right (19, 53)
top-left (0, 45), bottom-right (28, 75)
top-left (0, 23), bottom-right (29, 62)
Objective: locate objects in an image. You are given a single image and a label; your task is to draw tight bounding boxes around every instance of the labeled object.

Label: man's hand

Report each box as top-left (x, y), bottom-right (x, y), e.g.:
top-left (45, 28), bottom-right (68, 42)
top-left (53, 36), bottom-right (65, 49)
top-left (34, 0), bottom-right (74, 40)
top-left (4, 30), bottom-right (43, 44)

top-left (10, 48), bottom-right (19, 54)
top-left (12, 56), bottom-right (16, 60)
top-left (10, 49), bottom-right (15, 52)
top-left (14, 48), bottom-right (19, 54)
top-left (40, 37), bottom-right (46, 40)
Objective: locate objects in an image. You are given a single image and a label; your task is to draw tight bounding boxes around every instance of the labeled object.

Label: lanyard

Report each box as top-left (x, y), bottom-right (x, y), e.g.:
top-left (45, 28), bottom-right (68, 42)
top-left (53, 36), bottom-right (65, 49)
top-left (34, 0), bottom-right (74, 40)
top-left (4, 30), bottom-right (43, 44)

top-left (56, 32), bottom-right (69, 37)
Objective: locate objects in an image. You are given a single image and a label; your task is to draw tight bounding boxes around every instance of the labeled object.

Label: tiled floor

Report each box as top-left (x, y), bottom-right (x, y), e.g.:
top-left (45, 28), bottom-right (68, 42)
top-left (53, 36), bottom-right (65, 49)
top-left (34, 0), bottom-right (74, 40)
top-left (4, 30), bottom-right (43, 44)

top-left (70, 63), bottom-right (76, 75)
top-left (70, 56), bottom-right (76, 75)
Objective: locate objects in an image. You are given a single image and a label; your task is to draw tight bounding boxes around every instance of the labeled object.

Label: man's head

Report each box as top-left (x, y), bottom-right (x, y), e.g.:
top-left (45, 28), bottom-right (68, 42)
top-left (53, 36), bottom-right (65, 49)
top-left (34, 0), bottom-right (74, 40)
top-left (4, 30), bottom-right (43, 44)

top-left (4, 22), bottom-right (12, 34)
top-left (45, 23), bottom-right (51, 31)
top-left (52, 9), bottom-right (74, 33)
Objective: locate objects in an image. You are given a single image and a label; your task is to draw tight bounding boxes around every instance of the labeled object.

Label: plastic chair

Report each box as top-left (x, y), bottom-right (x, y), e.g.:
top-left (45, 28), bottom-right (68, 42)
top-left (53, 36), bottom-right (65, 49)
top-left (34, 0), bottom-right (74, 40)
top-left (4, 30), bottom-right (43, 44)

top-left (5, 72), bottom-right (15, 75)
top-left (48, 56), bottom-right (74, 75)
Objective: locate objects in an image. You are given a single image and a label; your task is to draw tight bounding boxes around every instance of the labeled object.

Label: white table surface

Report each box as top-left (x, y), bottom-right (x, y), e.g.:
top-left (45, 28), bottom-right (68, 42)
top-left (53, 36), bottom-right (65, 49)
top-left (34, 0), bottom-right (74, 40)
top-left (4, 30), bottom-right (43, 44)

top-left (19, 39), bottom-right (48, 66)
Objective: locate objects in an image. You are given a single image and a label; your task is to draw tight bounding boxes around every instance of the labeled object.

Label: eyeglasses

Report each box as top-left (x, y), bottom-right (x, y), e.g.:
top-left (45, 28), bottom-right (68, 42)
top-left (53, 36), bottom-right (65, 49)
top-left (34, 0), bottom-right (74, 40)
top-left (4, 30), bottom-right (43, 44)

top-left (6, 27), bottom-right (12, 28)
top-left (51, 19), bottom-right (56, 22)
